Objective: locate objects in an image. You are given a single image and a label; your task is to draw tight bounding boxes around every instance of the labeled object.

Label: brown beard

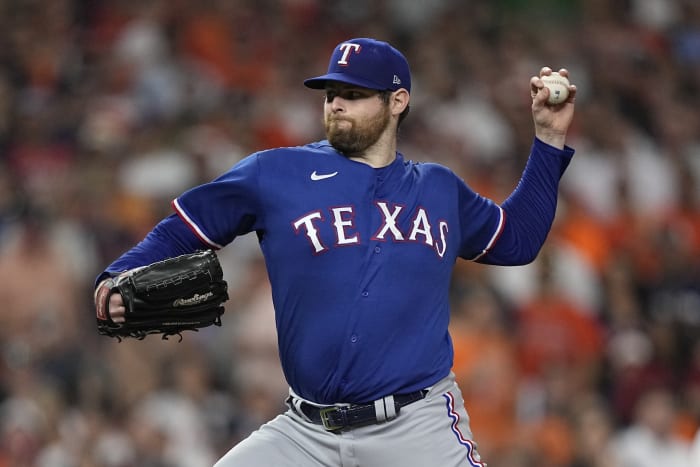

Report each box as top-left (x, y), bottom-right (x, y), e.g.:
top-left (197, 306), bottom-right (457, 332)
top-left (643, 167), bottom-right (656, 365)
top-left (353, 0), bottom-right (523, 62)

top-left (325, 103), bottom-right (391, 156)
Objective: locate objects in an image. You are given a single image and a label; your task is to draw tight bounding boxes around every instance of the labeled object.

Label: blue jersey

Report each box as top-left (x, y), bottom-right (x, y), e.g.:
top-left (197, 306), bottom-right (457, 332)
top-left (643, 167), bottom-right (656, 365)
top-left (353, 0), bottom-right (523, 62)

top-left (101, 138), bottom-right (574, 404)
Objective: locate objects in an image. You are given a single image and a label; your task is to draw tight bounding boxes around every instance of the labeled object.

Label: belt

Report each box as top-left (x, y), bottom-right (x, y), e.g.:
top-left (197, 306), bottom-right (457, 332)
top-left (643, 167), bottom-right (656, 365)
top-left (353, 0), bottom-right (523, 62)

top-left (287, 390), bottom-right (428, 432)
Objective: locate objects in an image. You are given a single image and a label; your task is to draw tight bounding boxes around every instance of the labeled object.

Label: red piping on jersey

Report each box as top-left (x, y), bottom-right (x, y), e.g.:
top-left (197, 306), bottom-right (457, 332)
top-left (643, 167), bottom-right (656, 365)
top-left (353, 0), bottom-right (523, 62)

top-left (171, 199), bottom-right (224, 249)
top-left (471, 206), bottom-right (505, 261)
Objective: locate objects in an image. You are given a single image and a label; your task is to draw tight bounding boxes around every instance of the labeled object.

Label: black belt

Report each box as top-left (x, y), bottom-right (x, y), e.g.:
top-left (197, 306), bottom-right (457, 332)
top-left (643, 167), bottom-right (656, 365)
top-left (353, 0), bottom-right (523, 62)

top-left (287, 390), bottom-right (428, 432)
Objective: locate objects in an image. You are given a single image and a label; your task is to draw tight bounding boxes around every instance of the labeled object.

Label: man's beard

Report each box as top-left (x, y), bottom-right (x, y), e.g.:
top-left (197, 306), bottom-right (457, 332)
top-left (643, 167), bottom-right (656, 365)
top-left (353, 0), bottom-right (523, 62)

top-left (325, 105), bottom-right (391, 156)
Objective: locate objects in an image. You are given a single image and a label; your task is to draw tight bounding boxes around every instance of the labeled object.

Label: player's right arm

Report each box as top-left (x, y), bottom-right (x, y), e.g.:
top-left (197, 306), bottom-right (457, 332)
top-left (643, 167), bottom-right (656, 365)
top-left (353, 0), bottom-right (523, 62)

top-left (94, 214), bottom-right (207, 323)
top-left (94, 152), bottom-right (263, 323)
top-left (95, 214), bottom-right (206, 285)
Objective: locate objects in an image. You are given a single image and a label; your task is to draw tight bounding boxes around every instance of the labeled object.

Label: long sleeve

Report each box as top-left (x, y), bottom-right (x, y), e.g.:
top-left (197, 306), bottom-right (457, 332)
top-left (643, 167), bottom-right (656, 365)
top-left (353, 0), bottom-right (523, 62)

top-left (477, 138), bottom-right (574, 265)
top-left (94, 214), bottom-right (207, 286)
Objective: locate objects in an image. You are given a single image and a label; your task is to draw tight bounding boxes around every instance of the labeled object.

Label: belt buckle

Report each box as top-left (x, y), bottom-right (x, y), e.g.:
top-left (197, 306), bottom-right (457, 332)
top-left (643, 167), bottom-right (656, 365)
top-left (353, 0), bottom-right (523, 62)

top-left (319, 406), bottom-right (345, 431)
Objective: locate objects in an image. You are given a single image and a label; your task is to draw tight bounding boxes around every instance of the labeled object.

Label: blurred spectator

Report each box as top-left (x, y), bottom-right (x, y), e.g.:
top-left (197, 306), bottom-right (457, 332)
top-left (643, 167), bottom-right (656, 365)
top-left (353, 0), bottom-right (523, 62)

top-left (450, 280), bottom-right (519, 462)
top-left (570, 396), bottom-right (620, 467)
top-left (0, 206), bottom-right (83, 397)
top-left (513, 248), bottom-right (605, 383)
top-left (613, 387), bottom-right (692, 467)
top-left (692, 428), bottom-right (700, 467)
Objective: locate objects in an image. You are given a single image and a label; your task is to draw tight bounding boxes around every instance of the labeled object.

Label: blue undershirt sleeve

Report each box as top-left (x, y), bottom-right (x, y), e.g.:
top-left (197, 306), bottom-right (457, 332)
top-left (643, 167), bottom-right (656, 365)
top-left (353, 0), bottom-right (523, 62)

top-left (94, 214), bottom-right (208, 286)
top-left (477, 138), bottom-right (574, 265)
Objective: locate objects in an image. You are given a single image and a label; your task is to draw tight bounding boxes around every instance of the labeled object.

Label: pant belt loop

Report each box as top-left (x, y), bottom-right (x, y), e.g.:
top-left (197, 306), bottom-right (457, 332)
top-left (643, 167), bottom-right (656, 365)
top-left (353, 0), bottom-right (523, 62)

top-left (287, 389), bottom-right (315, 423)
top-left (374, 394), bottom-right (396, 423)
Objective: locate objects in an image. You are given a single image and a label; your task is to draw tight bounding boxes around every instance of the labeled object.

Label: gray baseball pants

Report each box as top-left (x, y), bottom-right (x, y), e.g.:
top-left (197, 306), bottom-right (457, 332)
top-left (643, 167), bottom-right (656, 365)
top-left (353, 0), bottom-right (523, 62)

top-left (214, 372), bottom-right (486, 467)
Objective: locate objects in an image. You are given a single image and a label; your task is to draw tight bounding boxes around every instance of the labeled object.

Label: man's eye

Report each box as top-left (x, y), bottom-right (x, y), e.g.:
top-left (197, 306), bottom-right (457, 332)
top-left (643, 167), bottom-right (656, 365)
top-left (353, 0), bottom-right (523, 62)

top-left (325, 89), bottom-right (371, 101)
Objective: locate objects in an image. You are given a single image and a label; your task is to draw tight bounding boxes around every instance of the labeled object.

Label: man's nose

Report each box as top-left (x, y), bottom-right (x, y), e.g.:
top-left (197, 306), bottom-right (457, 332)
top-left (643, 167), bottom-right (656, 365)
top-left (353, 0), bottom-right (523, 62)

top-left (328, 96), bottom-right (345, 111)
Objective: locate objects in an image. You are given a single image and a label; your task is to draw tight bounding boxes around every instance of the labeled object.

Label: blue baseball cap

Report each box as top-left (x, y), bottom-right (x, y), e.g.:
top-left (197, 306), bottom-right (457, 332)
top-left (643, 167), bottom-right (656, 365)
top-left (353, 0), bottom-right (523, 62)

top-left (304, 38), bottom-right (411, 93)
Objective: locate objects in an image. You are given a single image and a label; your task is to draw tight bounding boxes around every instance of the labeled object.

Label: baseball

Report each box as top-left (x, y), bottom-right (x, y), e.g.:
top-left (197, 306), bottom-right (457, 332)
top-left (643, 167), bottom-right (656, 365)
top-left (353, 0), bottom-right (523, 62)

top-left (541, 72), bottom-right (570, 105)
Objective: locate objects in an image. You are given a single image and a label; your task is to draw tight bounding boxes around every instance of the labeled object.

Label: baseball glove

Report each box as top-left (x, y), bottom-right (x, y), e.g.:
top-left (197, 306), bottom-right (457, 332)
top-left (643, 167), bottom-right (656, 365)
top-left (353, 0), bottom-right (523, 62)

top-left (95, 250), bottom-right (229, 341)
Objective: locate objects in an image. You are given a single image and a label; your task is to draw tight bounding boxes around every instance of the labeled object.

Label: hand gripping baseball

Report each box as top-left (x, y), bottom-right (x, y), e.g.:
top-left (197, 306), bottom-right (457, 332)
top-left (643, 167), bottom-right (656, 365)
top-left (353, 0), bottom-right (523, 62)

top-left (530, 67), bottom-right (577, 149)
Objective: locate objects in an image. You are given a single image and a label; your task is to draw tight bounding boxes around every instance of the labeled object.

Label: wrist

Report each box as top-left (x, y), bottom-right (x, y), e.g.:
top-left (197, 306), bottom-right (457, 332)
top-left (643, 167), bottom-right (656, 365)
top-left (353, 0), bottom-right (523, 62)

top-left (534, 129), bottom-right (567, 149)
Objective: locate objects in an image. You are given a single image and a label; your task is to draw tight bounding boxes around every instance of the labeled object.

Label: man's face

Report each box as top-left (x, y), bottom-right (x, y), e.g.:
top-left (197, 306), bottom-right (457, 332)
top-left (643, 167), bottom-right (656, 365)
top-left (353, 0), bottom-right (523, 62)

top-left (323, 83), bottom-right (391, 156)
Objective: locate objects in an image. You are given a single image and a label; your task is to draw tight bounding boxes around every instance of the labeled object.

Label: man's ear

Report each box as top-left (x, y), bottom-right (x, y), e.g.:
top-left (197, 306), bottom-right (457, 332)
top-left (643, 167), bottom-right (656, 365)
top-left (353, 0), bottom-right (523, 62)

top-left (391, 89), bottom-right (410, 117)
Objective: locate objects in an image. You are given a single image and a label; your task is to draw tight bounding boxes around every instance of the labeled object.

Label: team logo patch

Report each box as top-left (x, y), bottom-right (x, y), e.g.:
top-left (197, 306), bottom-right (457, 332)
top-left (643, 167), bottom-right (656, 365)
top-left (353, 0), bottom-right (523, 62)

top-left (337, 43), bottom-right (361, 65)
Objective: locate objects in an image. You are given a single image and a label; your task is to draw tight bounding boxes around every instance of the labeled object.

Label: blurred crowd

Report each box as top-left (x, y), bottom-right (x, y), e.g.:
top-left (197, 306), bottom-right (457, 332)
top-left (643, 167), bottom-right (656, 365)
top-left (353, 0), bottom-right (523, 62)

top-left (0, 0), bottom-right (699, 466)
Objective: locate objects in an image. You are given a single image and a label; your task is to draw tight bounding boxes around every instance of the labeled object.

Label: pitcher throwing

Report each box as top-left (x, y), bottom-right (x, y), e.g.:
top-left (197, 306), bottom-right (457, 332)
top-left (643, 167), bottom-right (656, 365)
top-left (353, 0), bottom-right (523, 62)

top-left (95, 37), bottom-right (577, 466)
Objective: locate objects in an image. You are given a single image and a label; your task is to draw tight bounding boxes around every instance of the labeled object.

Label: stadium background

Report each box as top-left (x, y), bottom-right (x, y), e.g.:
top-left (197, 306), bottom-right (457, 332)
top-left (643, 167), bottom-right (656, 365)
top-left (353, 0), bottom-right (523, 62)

top-left (0, 0), bottom-right (699, 465)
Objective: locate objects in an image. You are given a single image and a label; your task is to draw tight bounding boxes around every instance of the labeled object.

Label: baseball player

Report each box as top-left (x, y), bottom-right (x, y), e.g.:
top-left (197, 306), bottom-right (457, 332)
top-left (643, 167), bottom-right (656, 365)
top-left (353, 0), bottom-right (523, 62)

top-left (95, 37), bottom-right (577, 466)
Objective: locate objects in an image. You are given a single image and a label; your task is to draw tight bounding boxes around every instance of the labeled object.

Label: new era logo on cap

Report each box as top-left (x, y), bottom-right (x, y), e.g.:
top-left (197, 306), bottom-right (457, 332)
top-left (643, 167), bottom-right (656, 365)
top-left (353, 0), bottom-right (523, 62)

top-left (304, 38), bottom-right (411, 92)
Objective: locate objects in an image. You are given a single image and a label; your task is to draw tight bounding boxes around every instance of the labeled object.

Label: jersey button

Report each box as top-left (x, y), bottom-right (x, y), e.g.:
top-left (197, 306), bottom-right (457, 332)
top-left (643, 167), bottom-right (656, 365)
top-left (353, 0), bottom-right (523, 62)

top-left (350, 334), bottom-right (359, 343)
top-left (361, 291), bottom-right (369, 297)
top-left (374, 246), bottom-right (381, 253)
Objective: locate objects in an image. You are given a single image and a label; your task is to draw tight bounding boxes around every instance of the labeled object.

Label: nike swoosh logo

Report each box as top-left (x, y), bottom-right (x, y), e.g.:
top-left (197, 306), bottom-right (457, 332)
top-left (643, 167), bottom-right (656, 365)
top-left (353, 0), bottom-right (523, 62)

top-left (310, 171), bottom-right (338, 181)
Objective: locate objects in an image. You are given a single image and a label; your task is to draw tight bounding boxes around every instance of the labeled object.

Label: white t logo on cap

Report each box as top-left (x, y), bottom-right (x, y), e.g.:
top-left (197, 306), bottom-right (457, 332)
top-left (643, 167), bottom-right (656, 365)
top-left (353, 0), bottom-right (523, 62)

top-left (337, 43), bottom-right (361, 65)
